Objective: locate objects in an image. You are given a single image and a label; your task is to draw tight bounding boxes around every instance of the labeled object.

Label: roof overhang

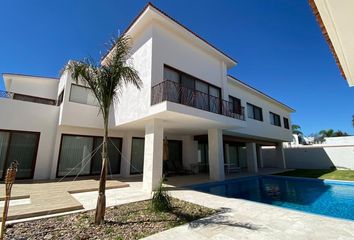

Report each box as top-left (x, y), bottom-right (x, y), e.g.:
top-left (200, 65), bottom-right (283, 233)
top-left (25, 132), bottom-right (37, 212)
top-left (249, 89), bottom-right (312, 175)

top-left (2, 73), bottom-right (58, 91)
top-left (102, 3), bottom-right (237, 68)
top-left (309, 0), bottom-right (354, 87)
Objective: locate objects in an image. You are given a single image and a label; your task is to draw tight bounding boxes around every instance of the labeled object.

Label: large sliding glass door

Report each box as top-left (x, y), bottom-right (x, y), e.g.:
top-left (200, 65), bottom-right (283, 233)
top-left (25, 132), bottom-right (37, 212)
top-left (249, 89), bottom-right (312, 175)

top-left (0, 130), bottom-right (39, 179)
top-left (197, 142), bottom-right (209, 173)
top-left (224, 142), bottom-right (247, 169)
top-left (57, 134), bottom-right (122, 177)
top-left (130, 138), bottom-right (145, 174)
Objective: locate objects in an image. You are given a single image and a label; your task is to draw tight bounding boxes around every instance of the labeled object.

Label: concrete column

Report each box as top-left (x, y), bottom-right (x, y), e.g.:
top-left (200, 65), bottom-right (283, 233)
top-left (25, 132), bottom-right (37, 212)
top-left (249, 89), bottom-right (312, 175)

top-left (246, 142), bottom-right (258, 173)
top-left (120, 133), bottom-right (132, 178)
top-left (143, 119), bottom-right (164, 192)
top-left (257, 145), bottom-right (264, 168)
top-left (276, 143), bottom-right (286, 169)
top-left (208, 128), bottom-right (225, 181)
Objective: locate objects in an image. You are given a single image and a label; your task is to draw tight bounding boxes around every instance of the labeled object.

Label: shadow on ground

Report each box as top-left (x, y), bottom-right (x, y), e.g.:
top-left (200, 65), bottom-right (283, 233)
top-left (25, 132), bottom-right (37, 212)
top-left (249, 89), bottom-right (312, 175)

top-left (188, 207), bottom-right (261, 231)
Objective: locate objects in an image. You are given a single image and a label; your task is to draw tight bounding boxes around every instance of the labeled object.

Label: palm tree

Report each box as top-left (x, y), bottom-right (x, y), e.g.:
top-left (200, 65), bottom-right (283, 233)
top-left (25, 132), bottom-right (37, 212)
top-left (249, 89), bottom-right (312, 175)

top-left (291, 124), bottom-right (303, 136)
top-left (319, 129), bottom-right (334, 137)
top-left (66, 36), bottom-right (142, 224)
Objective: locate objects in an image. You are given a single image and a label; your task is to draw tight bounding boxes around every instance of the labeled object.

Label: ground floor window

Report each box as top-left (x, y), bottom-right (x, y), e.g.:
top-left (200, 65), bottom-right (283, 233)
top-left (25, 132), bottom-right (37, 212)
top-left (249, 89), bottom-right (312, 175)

top-left (0, 130), bottom-right (40, 179)
top-left (224, 142), bottom-right (247, 168)
top-left (130, 138), bottom-right (145, 174)
top-left (57, 134), bottom-right (122, 177)
top-left (197, 142), bottom-right (209, 173)
top-left (164, 140), bottom-right (183, 172)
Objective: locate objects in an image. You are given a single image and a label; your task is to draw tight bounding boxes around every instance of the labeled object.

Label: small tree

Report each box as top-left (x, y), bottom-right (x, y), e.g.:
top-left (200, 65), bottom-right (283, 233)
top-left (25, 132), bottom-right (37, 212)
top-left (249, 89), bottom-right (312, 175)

top-left (66, 36), bottom-right (142, 224)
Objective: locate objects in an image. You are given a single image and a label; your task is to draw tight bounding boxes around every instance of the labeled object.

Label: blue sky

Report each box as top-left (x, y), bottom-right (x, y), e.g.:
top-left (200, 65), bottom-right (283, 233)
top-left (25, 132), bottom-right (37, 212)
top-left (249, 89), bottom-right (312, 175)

top-left (0, 0), bottom-right (353, 135)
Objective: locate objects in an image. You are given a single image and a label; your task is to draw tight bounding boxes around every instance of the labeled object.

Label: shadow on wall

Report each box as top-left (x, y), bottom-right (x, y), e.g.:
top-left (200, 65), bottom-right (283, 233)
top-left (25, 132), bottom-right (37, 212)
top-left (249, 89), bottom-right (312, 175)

top-left (262, 146), bottom-right (354, 170)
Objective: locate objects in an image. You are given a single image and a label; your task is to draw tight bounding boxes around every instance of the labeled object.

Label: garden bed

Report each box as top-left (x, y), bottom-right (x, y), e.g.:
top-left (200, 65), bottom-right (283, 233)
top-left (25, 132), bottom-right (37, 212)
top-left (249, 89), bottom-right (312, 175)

top-left (6, 198), bottom-right (215, 240)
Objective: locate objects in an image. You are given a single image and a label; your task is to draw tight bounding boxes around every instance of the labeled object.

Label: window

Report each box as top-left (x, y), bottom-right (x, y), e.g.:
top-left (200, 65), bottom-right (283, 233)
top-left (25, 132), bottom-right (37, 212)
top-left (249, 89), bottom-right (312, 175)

top-left (162, 65), bottom-right (222, 112)
top-left (57, 135), bottom-right (122, 177)
top-left (69, 84), bottom-right (99, 106)
top-left (57, 89), bottom-right (64, 106)
top-left (13, 93), bottom-right (56, 105)
top-left (130, 138), bottom-right (145, 174)
top-left (270, 112), bottom-right (281, 127)
top-left (229, 96), bottom-right (242, 114)
top-left (247, 103), bottom-right (263, 121)
top-left (283, 117), bottom-right (290, 129)
top-left (0, 130), bottom-right (39, 179)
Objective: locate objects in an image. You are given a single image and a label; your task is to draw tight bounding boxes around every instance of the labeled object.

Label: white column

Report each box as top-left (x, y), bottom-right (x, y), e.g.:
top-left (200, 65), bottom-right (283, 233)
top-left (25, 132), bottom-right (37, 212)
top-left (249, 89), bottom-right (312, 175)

top-left (246, 142), bottom-right (258, 173)
top-left (208, 128), bottom-right (225, 181)
top-left (120, 133), bottom-right (132, 178)
top-left (143, 119), bottom-right (164, 192)
top-left (276, 143), bottom-right (286, 169)
top-left (257, 145), bottom-right (264, 168)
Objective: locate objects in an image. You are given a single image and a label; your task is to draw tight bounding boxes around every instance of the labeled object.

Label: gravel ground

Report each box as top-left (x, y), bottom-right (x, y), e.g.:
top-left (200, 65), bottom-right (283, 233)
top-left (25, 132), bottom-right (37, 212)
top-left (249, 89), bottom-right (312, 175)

top-left (5, 198), bottom-right (215, 240)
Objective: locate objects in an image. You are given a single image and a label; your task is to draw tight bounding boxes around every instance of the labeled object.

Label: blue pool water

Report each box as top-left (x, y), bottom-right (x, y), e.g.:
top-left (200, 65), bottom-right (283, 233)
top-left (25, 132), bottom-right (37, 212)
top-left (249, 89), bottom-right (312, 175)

top-left (191, 175), bottom-right (354, 221)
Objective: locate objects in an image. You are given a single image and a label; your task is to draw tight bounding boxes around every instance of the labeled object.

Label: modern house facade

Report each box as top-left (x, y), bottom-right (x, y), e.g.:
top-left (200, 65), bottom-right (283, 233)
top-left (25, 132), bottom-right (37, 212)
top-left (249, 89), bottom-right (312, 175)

top-left (0, 3), bottom-right (294, 192)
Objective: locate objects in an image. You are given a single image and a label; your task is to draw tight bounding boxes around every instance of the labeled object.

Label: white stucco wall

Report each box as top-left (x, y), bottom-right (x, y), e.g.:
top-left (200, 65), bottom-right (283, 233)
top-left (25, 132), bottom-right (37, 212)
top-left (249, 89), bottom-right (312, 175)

top-left (58, 72), bottom-right (116, 129)
top-left (4, 75), bottom-right (59, 100)
top-left (113, 26), bottom-right (153, 125)
top-left (0, 98), bottom-right (59, 179)
top-left (263, 145), bottom-right (354, 170)
top-left (151, 21), bottom-right (226, 91)
top-left (324, 136), bottom-right (354, 145)
top-left (228, 79), bottom-right (293, 142)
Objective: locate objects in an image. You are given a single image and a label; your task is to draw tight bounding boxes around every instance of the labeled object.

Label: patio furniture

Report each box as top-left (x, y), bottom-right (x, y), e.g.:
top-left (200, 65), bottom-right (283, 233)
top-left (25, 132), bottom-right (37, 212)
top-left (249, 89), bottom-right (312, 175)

top-left (224, 163), bottom-right (241, 174)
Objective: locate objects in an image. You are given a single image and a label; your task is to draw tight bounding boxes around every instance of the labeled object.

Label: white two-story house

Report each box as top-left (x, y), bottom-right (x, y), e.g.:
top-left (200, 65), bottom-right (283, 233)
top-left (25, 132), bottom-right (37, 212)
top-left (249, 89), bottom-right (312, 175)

top-left (0, 3), bottom-right (294, 192)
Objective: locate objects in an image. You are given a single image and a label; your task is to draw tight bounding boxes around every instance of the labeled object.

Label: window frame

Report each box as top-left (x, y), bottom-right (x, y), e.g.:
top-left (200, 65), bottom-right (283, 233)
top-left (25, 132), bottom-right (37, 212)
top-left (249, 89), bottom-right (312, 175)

top-left (163, 65), bottom-right (222, 113)
top-left (283, 117), bottom-right (290, 129)
top-left (69, 83), bottom-right (99, 107)
top-left (269, 112), bottom-right (281, 127)
top-left (56, 134), bottom-right (123, 177)
top-left (0, 129), bottom-right (40, 180)
top-left (247, 103), bottom-right (263, 121)
top-left (229, 96), bottom-right (242, 114)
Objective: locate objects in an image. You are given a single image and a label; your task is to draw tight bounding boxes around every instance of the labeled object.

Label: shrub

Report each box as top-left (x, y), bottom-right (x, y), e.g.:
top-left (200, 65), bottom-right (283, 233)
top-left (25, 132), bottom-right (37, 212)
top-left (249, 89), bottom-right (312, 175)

top-left (151, 179), bottom-right (171, 212)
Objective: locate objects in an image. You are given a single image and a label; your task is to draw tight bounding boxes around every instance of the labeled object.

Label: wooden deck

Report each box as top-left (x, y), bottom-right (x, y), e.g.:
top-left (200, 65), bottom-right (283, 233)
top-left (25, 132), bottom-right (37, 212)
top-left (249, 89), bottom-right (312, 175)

top-left (0, 177), bottom-right (128, 221)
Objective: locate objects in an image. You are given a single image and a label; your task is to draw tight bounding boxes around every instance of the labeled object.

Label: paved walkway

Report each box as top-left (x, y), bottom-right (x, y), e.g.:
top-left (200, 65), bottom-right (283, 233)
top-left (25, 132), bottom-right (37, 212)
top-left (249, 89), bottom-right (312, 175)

top-left (0, 177), bottom-right (128, 221)
top-left (144, 188), bottom-right (354, 240)
top-left (143, 171), bottom-right (354, 240)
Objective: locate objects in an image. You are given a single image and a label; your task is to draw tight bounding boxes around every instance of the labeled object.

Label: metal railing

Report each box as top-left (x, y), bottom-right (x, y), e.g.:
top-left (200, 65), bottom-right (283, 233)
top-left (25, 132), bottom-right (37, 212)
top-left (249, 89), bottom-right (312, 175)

top-left (151, 80), bottom-right (245, 120)
top-left (0, 90), bottom-right (57, 106)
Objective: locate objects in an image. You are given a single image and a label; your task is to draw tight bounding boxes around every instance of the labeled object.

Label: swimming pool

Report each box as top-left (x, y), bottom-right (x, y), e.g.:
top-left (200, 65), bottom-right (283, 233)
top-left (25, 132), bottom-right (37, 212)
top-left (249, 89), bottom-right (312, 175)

top-left (190, 175), bottom-right (354, 221)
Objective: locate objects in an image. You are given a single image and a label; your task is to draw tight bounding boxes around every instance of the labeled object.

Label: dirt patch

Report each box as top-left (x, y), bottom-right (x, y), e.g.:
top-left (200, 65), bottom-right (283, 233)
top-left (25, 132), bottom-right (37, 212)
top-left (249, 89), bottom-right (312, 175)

top-left (6, 198), bottom-right (215, 240)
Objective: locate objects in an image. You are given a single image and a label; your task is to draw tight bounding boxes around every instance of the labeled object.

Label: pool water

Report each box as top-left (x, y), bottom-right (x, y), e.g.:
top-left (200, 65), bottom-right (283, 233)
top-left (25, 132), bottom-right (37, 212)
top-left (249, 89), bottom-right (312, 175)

top-left (191, 175), bottom-right (354, 221)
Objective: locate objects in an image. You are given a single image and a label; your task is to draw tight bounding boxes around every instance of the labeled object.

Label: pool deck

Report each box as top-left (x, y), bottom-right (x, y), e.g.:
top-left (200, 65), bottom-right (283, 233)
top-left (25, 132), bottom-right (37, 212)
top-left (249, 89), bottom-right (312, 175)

top-left (5, 168), bottom-right (354, 239)
top-left (145, 187), bottom-right (354, 240)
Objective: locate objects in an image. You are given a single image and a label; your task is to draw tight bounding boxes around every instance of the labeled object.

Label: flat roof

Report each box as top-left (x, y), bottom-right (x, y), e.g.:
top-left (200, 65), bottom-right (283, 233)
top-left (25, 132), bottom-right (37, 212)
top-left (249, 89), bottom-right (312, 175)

top-left (2, 73), bottom-right (59, 80)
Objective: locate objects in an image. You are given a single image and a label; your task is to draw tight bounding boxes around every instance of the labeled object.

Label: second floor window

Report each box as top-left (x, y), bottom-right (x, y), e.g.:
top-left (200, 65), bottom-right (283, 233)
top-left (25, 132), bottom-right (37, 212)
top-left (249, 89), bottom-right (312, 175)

top-left (69, 84), bottom-right (99, 106)
top-left (247, 103), bottom-right (263, 121)
top-left (163, 65), bottom-right (221, 113)
top-left (270, 112), bottom-right (281, 127)
top-left (229, 96), bottom-right (242, 114)
top-left (283, 117), bottom-right (290, 129)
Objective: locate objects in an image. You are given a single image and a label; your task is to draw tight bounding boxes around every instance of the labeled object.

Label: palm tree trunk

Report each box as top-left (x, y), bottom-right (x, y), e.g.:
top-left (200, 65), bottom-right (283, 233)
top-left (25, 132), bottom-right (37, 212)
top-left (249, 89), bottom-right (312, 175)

top-left (95, 116), bottom-right (108, 224)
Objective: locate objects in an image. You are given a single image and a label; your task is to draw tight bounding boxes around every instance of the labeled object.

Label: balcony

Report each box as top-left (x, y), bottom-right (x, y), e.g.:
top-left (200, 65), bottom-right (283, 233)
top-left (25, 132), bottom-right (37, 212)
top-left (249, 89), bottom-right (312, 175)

top-left (0, 90), bottom-right (57, 106)
top-left (151, 80), bottom-right (245, 120)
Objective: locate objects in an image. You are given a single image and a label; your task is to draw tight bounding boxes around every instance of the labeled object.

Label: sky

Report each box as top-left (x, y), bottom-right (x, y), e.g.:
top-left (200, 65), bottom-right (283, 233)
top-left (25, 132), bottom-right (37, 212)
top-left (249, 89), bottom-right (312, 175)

top-left (0, 0), bottom-right (353, 136)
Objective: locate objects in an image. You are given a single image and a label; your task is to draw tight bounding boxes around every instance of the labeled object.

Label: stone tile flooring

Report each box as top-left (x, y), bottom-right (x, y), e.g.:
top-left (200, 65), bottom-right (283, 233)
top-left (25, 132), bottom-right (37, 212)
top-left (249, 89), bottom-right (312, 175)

top-left (144, 188), bottom-right (354, 240)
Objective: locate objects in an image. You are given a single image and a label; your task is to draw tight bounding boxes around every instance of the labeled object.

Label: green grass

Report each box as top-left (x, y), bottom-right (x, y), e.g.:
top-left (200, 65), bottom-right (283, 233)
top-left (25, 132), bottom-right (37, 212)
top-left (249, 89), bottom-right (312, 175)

top-left (276, 169), bottom-right (354, 181)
